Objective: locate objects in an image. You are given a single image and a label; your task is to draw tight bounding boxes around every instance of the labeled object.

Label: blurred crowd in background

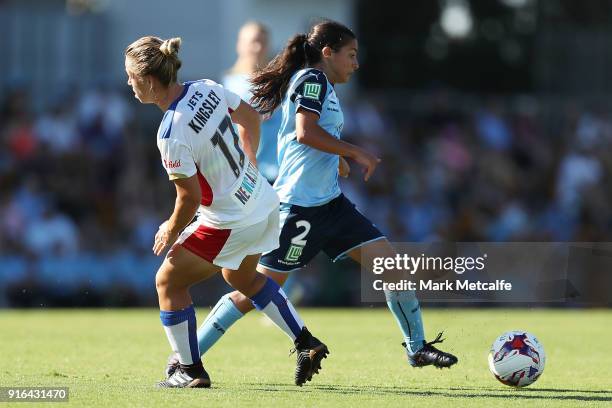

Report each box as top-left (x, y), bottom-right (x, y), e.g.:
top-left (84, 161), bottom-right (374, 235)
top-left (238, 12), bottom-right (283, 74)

top-left (0, 85), bottom-right (168, 306)
top-left (343, 91), bottom-right (612, 243)
top-left (1, 83), bottom-right (611, 306)
top-left (3, 0), bottom-right (612, 307)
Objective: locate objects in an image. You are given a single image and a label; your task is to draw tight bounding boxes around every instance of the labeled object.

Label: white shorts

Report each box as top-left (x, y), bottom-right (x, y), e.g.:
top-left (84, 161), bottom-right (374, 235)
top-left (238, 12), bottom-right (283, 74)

top-left (176, 207), bottom-right (280, 270)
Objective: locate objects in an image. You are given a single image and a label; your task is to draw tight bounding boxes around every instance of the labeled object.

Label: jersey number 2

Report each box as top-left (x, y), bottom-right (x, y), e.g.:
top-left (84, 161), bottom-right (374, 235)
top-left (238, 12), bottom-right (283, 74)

top-left (211, 115), bottom-right (245, 178)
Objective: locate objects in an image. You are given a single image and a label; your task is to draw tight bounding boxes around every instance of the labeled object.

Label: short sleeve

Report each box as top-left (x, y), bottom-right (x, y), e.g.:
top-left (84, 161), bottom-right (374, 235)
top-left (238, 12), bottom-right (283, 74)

top-left (223, 87), bottom-right (241, 112)
top-left (292, 71), bottom-right (328, 117)
top-left (158, 138), bottom-right (197, 180)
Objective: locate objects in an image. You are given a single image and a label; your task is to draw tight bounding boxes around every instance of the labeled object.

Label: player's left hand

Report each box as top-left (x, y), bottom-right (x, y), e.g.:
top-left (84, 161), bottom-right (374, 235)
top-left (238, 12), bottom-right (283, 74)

top-left (351, 147), bottom-right (381, 182)
top-left (153, 221), bottom-right (179, 256)
top-left (339, 156), bottom-right (350, 178)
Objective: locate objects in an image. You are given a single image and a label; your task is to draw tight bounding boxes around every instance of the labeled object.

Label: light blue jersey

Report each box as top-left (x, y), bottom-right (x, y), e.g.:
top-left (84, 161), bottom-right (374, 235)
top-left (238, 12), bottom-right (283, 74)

top-left (222, 72), bottom-right (281, 183)
top-left (274, 68), bottom-right (343, 206)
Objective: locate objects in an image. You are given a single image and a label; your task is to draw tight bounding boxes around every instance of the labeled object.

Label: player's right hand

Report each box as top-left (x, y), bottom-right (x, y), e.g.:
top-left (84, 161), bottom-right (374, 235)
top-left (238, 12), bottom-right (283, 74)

top-left (351, 148), bottom-right (381, 182)
top-left (153, 220), bottom-right (177, 256)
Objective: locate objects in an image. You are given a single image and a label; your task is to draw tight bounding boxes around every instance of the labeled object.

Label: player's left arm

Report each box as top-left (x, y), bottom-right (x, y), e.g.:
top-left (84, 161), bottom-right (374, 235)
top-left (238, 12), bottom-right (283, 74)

top-left (154, 177), bottom-right (201, 256)
top-left (296, 110), bottom-right (380, 181)
top-left (230, 100), bottom-right (261, 166)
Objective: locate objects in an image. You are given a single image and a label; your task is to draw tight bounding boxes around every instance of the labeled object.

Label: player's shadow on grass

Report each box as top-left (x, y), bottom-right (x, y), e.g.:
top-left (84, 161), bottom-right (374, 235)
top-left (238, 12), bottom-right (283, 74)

top-left (246, 383), bottom-right (612, 403)
top-left (449, 386), bottom-right (612, 395)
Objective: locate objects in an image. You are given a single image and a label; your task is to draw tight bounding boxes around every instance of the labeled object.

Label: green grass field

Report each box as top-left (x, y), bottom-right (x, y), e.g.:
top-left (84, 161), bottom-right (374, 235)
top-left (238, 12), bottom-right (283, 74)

top-left (1, 308), bottom-right (611, 407)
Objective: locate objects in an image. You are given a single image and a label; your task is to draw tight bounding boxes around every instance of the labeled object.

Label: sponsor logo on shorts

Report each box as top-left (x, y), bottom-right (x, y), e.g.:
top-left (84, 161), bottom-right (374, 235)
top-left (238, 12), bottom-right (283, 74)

top-left (284, 244), bottom-right (304, 262)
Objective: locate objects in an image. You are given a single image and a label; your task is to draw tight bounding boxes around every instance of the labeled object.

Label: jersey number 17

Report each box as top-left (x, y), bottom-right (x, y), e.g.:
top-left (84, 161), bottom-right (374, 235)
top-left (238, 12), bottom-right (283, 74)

top-left (211, 115), bottom-right (245, 178)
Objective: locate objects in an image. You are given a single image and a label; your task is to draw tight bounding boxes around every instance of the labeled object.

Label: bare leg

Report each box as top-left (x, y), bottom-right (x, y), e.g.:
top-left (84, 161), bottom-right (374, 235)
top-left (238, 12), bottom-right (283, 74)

top-left (344, 237), bottom-right (394, 263)
top-left (155, 245), bottom-right (220, 311)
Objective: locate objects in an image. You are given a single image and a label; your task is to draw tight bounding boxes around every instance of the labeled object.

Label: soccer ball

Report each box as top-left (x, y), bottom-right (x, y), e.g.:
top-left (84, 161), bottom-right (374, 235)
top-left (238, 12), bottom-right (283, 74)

top-left (488, 331), bottom-right (546, 387)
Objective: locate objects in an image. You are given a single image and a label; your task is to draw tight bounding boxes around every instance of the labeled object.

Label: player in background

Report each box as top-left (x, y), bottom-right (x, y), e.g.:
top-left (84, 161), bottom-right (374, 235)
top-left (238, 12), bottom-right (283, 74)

top-left (124, 35), bottom-right (328, 388)
top-left (221, 21), bottom-right (280, 184)
top-left (185, 20), bottom-right (458, 371)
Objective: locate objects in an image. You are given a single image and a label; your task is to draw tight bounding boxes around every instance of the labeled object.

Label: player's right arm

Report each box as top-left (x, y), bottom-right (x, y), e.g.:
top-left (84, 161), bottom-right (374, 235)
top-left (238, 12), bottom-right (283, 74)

top-left (155, 128), bottom-right (200, 255)
top-left (295, 110), bottom-right (380, 181)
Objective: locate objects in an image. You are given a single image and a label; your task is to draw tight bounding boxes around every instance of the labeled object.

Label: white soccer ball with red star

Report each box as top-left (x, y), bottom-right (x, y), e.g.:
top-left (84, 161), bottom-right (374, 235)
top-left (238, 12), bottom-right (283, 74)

top-left (488, 331), bottom-right (546, 387)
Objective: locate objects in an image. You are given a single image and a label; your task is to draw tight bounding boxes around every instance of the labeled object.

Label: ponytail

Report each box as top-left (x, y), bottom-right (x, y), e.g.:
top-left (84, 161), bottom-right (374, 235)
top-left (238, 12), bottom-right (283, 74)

top-left (125, 36), bottom-right (182, 87)
top-left (251, 34), bottom-right (316, 115)
top-left (250, 20), bottom-right (355, 115)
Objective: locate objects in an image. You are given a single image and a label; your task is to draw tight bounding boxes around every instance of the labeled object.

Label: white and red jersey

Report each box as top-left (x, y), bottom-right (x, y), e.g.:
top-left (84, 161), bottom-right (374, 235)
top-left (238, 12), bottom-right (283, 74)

top-left (156, 79), bottom-right (279, 229)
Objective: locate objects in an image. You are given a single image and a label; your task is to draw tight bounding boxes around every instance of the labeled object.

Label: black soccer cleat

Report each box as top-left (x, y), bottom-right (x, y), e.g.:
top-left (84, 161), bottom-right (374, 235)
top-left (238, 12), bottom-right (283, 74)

top-left (164, 352), bottom-right (180, 378)
top-left (156, 364), bottom-right (211, 388)
top-left (292, 326), bottom-right (329, 386)
top-left (406, 332), bottom-right (458, 369)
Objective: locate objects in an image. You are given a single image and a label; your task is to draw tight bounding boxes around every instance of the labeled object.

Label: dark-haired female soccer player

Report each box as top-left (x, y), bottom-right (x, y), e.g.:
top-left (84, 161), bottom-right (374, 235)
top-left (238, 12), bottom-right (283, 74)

top-left (169, 20), bottom-right (457, 380)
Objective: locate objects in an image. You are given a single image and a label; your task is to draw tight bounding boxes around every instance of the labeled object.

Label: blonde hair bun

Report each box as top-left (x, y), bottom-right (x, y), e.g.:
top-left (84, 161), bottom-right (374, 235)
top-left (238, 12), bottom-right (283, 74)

top-left (160, 37), bottom-right (182, 57)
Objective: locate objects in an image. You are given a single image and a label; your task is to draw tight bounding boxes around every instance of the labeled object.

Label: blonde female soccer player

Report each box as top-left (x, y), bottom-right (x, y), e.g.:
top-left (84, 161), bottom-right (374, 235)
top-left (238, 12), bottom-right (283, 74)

top-left (124, 35), bottom-right (328, 388)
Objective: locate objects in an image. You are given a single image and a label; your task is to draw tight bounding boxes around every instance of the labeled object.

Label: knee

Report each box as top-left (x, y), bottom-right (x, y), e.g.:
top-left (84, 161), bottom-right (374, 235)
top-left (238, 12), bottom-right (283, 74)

top-left (261, 268), bottom-right (289, 287)
top-left (155, 270), bottom-right (169, 296)
top-left (224, 271), bottom-right (260, 295)
top-left (385, 289), bottom-right (418, 304)
top-left (155, 269), bottom-right (183, 297)
top-left (229, 290), bottom-right (248, 305)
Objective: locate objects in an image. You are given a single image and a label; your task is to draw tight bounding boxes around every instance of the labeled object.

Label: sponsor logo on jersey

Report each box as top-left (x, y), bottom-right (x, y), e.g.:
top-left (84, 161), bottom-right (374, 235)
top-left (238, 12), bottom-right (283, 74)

top-left (234, 162), bottom-right (259, 205)
top-left (303, 82), bottom-right (322, 100)
top-left (163, 159), bottom-right (181, 169)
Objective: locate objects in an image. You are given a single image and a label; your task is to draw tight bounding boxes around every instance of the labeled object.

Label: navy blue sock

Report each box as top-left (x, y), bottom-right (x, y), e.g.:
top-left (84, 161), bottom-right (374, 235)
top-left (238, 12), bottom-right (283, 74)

top-left (250, 277), bottom-right (304, 340)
